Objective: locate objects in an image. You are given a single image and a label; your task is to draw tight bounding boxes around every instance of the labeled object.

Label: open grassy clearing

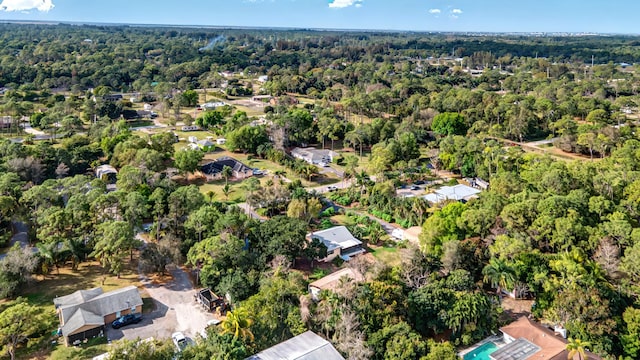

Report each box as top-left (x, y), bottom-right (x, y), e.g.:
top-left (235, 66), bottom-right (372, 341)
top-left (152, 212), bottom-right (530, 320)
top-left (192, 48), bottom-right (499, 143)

top-left (369, 245), bottom-right (402, 267)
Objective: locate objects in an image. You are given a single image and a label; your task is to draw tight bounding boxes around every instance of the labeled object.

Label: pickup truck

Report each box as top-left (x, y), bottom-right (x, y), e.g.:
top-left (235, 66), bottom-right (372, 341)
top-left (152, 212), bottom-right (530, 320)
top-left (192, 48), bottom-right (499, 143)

top-left (111, 313), bottom-right (142, 329)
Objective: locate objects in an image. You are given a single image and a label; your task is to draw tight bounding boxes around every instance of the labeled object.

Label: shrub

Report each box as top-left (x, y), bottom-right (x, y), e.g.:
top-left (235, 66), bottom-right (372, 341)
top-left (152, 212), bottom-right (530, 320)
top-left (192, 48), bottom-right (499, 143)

top-left (320, 218), bottom-right (334, 229)
top-left (256, 208), bottom-right (268, 216)
top-left (321, 207), bottom-right (336, 217)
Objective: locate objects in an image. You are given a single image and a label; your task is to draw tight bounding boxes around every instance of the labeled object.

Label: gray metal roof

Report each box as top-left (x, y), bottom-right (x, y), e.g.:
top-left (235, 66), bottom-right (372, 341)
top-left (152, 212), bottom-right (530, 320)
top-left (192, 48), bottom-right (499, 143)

top-left (54, 287), bottom-right (104, 309)
top-left (61, 308), bottom-right (104, 336)
top-left (247, 331), bottom-right (344, 360)
top-left (58, 286), bottom-right (143, 328)
top-left (307, 226), bottom-right (362, 253)
top-left (491, 338), bottom-right (540, 360)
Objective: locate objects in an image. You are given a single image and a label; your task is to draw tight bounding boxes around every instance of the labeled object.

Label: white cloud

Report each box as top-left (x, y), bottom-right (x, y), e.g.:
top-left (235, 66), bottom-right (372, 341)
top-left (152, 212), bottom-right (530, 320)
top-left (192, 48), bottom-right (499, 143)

top-left (451, 8), bottom-right (463, 14)
top-left (428, 8), bottom-right (441, 14)
top-left (0, 0), bottom-right (54, 12)
top-left (328, 0), bottom-right (363, 9)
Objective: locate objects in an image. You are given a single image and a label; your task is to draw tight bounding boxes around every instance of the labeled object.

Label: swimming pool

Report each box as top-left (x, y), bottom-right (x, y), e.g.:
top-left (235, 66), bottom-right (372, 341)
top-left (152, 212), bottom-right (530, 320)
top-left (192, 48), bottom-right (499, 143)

top-left (463, 342), bottom-right (498, 360)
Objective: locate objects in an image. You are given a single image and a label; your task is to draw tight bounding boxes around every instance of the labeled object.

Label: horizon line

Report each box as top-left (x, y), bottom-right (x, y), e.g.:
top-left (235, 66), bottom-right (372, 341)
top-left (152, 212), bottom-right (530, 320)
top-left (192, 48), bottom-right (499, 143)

top-left (0, 19), bottom-right (636, 36)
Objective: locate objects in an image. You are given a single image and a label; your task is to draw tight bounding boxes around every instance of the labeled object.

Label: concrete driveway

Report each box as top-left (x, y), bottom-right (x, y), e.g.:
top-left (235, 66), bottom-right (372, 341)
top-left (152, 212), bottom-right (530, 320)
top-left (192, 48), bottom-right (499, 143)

top-left (107, 266), bottom-right (218, 343)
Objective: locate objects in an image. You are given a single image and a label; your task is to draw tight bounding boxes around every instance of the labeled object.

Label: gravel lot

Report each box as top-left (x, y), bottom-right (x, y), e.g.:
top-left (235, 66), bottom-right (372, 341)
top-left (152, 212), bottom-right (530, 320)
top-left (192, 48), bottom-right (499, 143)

top-left (106, 265), bottom-right (218, 343)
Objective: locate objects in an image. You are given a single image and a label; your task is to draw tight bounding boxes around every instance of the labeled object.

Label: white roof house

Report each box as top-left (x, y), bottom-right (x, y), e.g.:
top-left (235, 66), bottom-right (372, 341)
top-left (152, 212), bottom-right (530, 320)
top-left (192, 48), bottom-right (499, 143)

top-left (307, 226), bottom-right (365, 262)
top-left (247, 331), bottom-right (344, 360)
top-left (95, 165), bottom-right (117, 179)
top-left (291, 147), bottom-right (338, 165)
top-left (201, 101), bottom-right (226, 109)
top-left (423, 184), bottom-right (481, 204)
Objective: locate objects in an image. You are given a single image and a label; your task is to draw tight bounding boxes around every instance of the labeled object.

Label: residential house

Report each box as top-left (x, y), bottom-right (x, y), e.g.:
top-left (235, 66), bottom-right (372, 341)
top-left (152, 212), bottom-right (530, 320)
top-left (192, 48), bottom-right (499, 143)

top-left (391, 226), bottom-right (422, 245)
top-left (257, 75), bottom-right (269, 83)
top-left (200, 101), bottom-right (226, 110)
top-left (251, 95), bottom-right (273, 103)
top-left (291, 147), bottom-right (338, 166)
top-left (196, 139), bottom-right (215, 151)
top-left (307, 226), bottom-right (365, 262)
top-left (465, 177), bottom-right (489, 190)
top-left (95, 165), bottom-right (117, 191)
top-left (101, 94), bottom-right (123, 102)
top-left (199, 156), bottom-right (253, 181)
top-left (54, 286), bottom-right (143, 346)
top-left (246, 331), bottom-right (344, 360)
top-left (0, 116), bottom-right (12, 129)
top-left (308, 268), bottom-right (364, 301)
top-left (494, 317), bottom-right (602, 360)
top-left (422, 184), bottom-right (481, 204)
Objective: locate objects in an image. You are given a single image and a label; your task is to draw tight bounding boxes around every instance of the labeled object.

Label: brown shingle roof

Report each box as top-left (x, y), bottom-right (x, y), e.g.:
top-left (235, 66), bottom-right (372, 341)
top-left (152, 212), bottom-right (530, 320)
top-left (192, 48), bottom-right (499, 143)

top-left (309, 268), bottom-right (364, 292)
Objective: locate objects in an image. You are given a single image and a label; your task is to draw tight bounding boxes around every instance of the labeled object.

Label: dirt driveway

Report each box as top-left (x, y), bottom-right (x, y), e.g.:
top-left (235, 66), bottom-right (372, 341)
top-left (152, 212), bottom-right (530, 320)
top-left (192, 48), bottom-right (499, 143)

top-left (106, 266), bottom-right (218, 343)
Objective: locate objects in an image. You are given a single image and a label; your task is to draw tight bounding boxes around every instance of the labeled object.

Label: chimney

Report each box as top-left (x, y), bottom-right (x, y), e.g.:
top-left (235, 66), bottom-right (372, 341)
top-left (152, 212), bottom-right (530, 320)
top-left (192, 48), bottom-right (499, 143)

top-left (554, 325), bottom-right (567, 339)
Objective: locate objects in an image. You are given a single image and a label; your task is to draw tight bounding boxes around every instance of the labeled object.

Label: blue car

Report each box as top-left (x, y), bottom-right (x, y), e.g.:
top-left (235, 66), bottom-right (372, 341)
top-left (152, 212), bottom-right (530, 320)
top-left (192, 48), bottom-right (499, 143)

top-left (111, 313), bottom-right (142, 329)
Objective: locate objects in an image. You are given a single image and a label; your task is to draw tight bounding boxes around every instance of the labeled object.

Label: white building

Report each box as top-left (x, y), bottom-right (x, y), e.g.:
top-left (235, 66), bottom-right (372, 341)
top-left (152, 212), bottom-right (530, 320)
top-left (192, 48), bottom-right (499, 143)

top-left (423, 184), bottom-right (481, 204)
top-left (291, 147), bottom-right (338, 166)
top-left (307, 226), bottom-right (365, 262)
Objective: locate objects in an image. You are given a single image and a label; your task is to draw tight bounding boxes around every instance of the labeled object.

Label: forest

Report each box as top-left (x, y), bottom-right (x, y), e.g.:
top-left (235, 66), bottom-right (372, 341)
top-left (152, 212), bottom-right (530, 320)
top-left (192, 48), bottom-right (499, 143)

top-left (0, 23), bottom-right (640, 360)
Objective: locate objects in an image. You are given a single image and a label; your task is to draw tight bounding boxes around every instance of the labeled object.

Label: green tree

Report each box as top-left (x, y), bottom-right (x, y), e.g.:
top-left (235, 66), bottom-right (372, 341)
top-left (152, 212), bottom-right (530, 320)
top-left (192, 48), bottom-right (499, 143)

top-left (482, 258), bottom-right (516, 298)
top-left (90, 221), bottom-right (138, 277)
top-left (431, 112), bottom-right (467, 136)
top-left (0, 245), bottom-right (39, 299)
top-left (622, 307), bottom-right (640, 359)
top-left (222, 165), bottom-right (233, 187)
top-left (0, 298), bottom-right (43, 360)
top-left (108, 338), bottom-right (175, 360)
top-left (221, 308), bottom-right (254, 342)
top-left (174, 149), bottom-right (204, 176)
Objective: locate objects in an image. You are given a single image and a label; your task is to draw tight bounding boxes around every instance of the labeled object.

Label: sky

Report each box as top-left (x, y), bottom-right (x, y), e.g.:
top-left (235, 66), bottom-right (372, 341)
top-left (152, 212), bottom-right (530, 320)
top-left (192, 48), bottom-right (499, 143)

top-left (0, 0), bottom-right (639, 34)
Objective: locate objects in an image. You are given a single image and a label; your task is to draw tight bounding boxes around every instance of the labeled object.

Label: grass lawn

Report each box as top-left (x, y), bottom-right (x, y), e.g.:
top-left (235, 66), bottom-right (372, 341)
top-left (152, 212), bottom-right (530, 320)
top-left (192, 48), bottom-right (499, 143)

top-left (369, 245), bottom-right (402, 267)
top-left (198, 179), bottom-right (251, 203)
top-left (330, 214), bottom-right (355, 226)
top-left (12, 257), bottom-right (145, 360)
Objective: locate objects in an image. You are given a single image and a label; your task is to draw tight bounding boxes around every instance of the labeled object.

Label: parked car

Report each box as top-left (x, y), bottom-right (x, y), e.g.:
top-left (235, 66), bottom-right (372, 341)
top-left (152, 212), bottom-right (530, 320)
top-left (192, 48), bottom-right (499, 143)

top-left (414, 180), bottom-right (426, 185)
top-left (172, 332), bottom-right (188, 352)
top-left (327, 185), bottom-right (338, 192)
top-left (111, 313), bottom-right (142, 329)
top-left (410, 185), bottom-right (420, 190)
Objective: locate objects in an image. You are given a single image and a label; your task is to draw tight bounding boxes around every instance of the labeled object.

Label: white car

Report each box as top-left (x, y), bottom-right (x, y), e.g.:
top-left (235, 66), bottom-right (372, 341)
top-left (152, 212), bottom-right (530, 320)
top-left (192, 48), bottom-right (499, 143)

top-left (172, 332), bottom-right (187, 352)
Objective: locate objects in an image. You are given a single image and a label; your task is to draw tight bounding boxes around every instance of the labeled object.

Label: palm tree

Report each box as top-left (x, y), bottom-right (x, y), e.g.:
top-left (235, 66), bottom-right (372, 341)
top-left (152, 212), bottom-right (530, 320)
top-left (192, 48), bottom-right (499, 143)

top-left (37, 241), bottom-right (67, 275)
top-left (567, 338), bottom-right (591, 360)
top-left (64, 238), bottom-right (87, 270)
top-left (221, 308), bottom-right (254, 342)
top-left (222, 183), bottom-right (231, 201)
top-left (206, 190), bottom-right (216, 204)
top-left (221, 165), bottom-right (233, 187)
top-left (482, 257), bottom-right (515, 298)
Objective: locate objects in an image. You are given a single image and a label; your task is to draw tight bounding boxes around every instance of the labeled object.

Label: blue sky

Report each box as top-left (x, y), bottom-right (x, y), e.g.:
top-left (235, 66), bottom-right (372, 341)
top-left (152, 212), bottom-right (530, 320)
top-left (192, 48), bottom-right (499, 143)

top-left (0, 0), bottom-right (639, 34)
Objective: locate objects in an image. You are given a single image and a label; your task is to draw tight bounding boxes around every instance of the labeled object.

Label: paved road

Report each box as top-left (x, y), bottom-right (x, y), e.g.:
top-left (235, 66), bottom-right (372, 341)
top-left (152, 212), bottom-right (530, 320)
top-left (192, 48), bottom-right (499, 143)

top-left (236, 202), bottom-right (264, 221)
top-left (525, 137), bottom-right (558, 147)
top-left (0, 221), bottom-right (34, 260)
top-left (310, 179), bottom-right (354, 194)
